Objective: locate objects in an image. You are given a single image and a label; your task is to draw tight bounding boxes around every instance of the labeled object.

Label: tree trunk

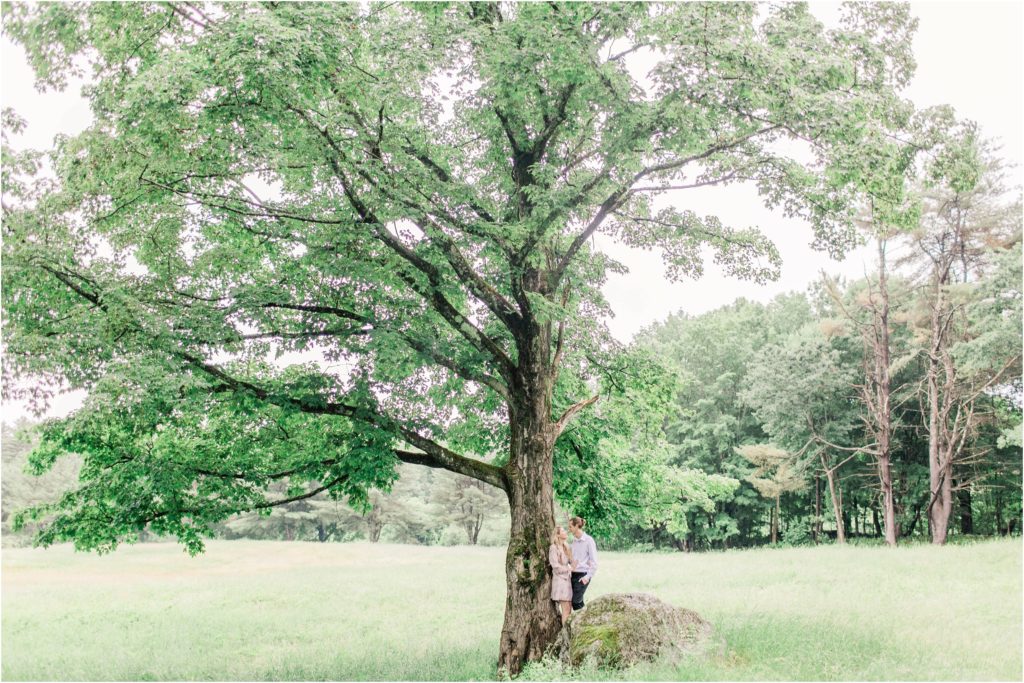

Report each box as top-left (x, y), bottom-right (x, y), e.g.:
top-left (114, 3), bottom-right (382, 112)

top-left (368, 518), bottom-right (383, 543)
top-left (995, 493), bottom-right (1004, 535)
top-left (821, 456), bottom-right (846, 544)
top-left (929, 465), bottom-right (953, 545)
top-left (906, 504), bottom-right (922, 537)
top-left (497, 364), bottom-right (562, 676)
top-left (927, 354), bottom-right (954, 545)
top-left (879, 451), bottom-right (898, 545)
top-left (814, 475), bottom-right (821, 545)
top-left (771, 496), bottom-right (779, 544)
top-left (894, 463), bottom-right (908, 540)
top-left (874, 238), bottom-right (899, 547)
top-left (958, 486), bottom-right (974, 535)
top-left (470, 515), bottom-right (483, 545)
top-left (926, 275), bottom-right (956, 545)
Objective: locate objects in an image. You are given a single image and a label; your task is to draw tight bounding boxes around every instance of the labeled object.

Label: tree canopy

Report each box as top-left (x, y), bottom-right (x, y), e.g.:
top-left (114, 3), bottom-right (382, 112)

top-left (3, 0), bottom-right (918, 549)
top-left (2, 2), bottom-right (928, 672)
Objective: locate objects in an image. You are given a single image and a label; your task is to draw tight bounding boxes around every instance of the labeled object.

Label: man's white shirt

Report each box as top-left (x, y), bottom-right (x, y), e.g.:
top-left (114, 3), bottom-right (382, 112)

top-left (571, 532), bottom-right (598, 581)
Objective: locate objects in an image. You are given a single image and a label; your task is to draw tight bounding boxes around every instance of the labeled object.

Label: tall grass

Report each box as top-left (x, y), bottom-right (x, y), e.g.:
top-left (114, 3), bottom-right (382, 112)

top-left (2, 538), bottom-right (1020, 680)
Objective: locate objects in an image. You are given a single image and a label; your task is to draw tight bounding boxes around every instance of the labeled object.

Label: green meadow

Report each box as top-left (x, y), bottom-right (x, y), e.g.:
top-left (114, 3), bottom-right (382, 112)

top-left (2, 538), bottom-right (1020, 681)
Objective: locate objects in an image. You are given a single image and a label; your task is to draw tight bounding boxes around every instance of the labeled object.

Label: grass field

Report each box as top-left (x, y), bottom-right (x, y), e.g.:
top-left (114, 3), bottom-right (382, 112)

top-left (2, 538), bottom-right (1021, 681)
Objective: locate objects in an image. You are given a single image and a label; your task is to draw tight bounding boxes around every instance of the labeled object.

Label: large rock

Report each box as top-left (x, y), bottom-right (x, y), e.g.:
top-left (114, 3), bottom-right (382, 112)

top-left (555, 593), bottom-right (716, 668)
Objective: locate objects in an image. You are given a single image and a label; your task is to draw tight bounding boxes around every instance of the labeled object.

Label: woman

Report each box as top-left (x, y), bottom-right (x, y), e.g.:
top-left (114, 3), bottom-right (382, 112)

top-left (549, 525), bottom-right (575, 625)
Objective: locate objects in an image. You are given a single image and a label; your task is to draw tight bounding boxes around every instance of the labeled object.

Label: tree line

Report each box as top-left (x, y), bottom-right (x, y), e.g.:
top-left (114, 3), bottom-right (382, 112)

top-left (609, 144), bottom-right (1022, 551)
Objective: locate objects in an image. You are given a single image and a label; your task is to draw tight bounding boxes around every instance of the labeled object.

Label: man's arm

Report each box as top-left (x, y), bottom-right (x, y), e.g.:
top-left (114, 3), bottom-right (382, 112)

top-left (583, 536), bottom-right (598, 582)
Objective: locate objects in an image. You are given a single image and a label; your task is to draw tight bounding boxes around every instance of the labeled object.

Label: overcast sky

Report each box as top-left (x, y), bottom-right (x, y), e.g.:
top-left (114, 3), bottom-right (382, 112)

top-left (2, 1), bottom-right (1022, 422)
top-left (598, 1), bottom-right (1023, 340)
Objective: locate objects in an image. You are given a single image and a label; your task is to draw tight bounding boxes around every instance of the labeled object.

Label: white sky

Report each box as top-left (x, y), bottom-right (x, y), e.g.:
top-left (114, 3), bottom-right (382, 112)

top-left (2, 1), bottom-right (1022, 422)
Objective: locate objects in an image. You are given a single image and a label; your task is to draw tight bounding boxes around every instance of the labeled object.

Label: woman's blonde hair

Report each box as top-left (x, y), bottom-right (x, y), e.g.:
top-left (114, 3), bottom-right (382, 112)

top-left (550, 526), bottom-right (573, 563)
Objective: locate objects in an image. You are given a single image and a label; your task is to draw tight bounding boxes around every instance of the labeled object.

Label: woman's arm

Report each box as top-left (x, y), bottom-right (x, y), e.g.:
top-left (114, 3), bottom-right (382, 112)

top-left (549, 545), bottom-right (570, 575)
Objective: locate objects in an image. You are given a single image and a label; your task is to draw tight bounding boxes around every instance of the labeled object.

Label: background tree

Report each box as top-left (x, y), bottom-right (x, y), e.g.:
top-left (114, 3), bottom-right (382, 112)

top-left (823, 273), bottom-right (927, 542)
top-left (2, 2), bottom-right (920, 671)
top-left (552, 345), bottom-right (680, 545)
top-left (221, 479), bottom-right (387, 543)
top-left (636, 295), bottom-right (813, 549)
top-left (432, 469), bottom-right (508, 545)
top-left (902, 127), bottom-right (1022, 544)
top-left (1, 421), bottom-right (80, 545)
top-left (815, 94), bottom-right (950, 547)
top-left (741, 323), bottom-right (865, 543)
top-left (735, 444), bottom-right (806, 544)
top-left (660, 468), bottom-right (741, 551)
top-left (942, 227), bottom-right (1023, 538)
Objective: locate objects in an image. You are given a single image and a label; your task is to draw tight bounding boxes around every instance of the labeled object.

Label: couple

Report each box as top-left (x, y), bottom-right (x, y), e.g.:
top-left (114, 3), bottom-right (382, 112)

top-left (548, 516), bottom-right (598, 625)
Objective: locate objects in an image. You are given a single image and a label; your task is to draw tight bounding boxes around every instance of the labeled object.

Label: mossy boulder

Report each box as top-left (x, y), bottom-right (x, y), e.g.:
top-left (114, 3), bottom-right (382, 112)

top-left (555, 593), bottom-right (716, 668)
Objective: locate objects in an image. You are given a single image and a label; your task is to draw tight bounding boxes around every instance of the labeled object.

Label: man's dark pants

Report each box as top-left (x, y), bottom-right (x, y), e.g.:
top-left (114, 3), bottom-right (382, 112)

top-left (570, 571), bottom-right (590, 611)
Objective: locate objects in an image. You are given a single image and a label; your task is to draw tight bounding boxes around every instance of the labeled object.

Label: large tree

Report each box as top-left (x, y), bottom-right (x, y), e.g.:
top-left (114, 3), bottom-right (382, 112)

top-left (902, 127), bottom-right (1022, 544)
top-left (2, 2), bottom-right (917, 673)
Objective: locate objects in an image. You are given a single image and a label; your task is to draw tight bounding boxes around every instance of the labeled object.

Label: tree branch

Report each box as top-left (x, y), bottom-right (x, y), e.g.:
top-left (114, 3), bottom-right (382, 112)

top-left (552, 125), bottom-right (781, 283)
top-left (395, 449), bottom-right (507, 492)
top-left (554, 393), bottom-right (600, 436)
top-left (288, 105), bottom-right (517, 377)
top-left (34, 261), bottom-right (510, 490)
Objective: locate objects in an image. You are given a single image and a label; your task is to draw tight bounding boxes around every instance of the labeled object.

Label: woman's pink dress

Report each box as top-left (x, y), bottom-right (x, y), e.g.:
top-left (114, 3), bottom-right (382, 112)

top-left (549, 544), bottom-right (573, 601)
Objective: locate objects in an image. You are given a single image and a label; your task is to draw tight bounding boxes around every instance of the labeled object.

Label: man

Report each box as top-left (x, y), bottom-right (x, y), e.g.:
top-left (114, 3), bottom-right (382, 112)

top-left (568, 516), bottom-right (598, 611)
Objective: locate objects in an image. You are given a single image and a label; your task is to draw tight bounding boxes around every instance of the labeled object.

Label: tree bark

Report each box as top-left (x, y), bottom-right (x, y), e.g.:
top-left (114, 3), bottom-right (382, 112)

top-left (470, 515), bottom-right (482, 545)
top-left (496, 327), bottom-right (565, 676)
top-left (927, 345), bottom-right (955, 544)
top-left (878, 451), bottom-right (897, 544)
top-left (929, 461), bottom-right (953, 544)
top-left (367, 516), bottom-right (383, 543)
top-left (497, 406), bottom-right (560, 675)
